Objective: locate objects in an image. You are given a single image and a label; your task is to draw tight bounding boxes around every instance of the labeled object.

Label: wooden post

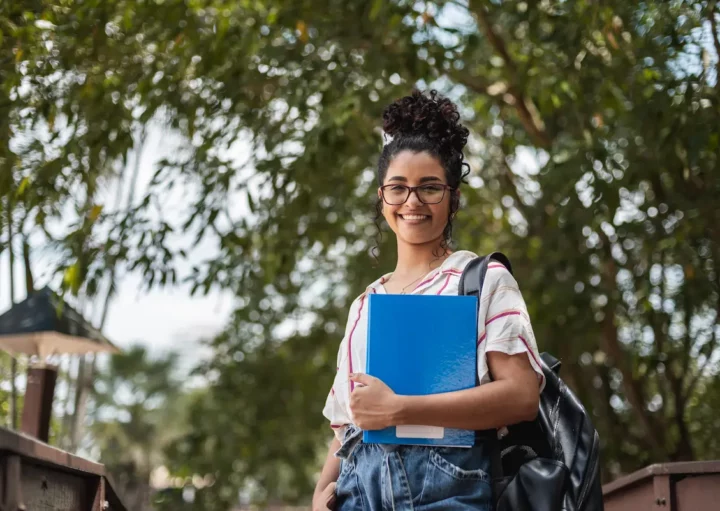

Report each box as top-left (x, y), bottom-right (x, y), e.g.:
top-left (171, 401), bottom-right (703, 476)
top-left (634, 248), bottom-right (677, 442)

top-left (1, 454), bottom-right (23, 510)
top-left (20, 364), bottom-right (58, 443)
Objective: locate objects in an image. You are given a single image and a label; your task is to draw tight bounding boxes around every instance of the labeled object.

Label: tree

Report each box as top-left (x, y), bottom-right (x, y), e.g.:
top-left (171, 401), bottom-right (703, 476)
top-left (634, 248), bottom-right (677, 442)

top-left (88, 345), bottom-right (184, 511)
top-left (164, 0), bottom-right (720, 503)
top-left (3, 0), bottom-right (720, 507)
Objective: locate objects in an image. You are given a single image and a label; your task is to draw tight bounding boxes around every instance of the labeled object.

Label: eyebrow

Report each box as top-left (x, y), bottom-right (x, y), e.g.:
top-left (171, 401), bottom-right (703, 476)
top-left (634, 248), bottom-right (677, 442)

top-left (386, 176), bottom-right (443, 183)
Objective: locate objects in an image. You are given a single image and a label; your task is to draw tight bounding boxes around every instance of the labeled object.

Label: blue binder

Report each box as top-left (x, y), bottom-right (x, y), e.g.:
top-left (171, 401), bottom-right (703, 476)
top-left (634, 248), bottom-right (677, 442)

top-left (363, 294), bottom-right (478, 447)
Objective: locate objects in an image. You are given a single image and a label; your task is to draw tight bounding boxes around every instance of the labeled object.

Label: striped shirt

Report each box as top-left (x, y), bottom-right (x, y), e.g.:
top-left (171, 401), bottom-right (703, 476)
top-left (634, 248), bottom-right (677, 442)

top-left (322, 250), bottom-right (545, 440)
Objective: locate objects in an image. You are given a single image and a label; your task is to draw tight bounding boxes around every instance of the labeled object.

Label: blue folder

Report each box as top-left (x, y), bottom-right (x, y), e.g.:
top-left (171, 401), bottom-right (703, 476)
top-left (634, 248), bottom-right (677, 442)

top-left (363, 293), bottom-right (478, 447)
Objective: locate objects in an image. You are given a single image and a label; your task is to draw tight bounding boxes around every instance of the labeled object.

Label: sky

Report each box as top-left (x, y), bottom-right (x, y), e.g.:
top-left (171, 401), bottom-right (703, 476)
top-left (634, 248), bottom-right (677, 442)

top-left (0, 124), bottom-right (240, 375)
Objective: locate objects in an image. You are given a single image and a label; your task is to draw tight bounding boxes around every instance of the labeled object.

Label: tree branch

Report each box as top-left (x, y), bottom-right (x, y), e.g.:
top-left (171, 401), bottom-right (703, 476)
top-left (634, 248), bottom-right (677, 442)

top-left (22, 237), bottom-right (34, 293)
top-left (668, 357), bottom-right (694, 460)
top-left (709, 1), bottom-right (720, 90)
top-left (685, 272), bottom-right (720, 398)
top-left (655, 251), bottom-right (687, 409)
top-left (597, 230), bottom-right (666, 453)
top-left (600, 308), bottom-right (665, 453)
top-left (467, 0), bottom-right (553, 148)
top-left (680, 286), bottom-right (694, 383)
top-left (646, 274), bottom-right (670, 414)
top-left (659, 254), bottom-right (694, 460)
top-left (448, 68), bottom-right (492, 95)
top-left (685, 334), bottom-right (719, 398)
top-left (498, 151), bottom-right (531, 212)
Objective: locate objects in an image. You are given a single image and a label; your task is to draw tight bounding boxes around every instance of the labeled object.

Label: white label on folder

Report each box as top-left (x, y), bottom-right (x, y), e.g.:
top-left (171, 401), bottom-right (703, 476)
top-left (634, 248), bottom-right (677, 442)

top-left (396, 425), bottom-right (445, 439)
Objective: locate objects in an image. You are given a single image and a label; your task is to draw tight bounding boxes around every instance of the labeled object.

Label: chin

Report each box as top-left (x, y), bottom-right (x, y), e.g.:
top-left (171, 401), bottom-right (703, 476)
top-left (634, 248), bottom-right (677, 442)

top-left (397, 231), bottom-right (445, 246)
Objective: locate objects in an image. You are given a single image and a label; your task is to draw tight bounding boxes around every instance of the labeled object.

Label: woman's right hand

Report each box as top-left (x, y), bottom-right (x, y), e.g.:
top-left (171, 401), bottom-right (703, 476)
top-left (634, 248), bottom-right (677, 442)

top-left (312, 481), bottom-right (337, 511)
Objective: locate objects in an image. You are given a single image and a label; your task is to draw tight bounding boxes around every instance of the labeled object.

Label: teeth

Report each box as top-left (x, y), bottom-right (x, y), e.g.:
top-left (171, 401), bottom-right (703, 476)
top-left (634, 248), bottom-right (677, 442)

top-left (401, 215), bottom-right (428, 220)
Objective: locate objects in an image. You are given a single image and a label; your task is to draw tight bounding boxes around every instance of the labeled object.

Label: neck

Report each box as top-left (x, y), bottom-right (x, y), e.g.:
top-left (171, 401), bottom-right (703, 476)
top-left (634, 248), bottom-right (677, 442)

top-left (393, 236), bottom-right (450, 278)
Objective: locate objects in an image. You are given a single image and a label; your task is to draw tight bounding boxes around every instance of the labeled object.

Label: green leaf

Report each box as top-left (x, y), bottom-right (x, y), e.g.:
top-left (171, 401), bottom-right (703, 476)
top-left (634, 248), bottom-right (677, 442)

top-left (370, 0), bottom-right (383, 21)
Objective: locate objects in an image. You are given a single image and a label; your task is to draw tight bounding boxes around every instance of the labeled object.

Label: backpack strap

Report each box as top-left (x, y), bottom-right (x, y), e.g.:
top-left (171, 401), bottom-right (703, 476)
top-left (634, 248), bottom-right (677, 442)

top-left (459, 252), bottom-right (513, 489)
top-left (458, 252), bottom-right (513, 299)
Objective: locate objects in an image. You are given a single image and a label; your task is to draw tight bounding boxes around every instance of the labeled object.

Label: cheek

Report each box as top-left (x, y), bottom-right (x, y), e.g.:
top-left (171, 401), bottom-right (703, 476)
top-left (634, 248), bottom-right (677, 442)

top-left (431, 200), bottom-right (452, 221)
top-left (383, 201), bottom-right (399, 215)
top-left (382, 204), bottom-right (397, 224)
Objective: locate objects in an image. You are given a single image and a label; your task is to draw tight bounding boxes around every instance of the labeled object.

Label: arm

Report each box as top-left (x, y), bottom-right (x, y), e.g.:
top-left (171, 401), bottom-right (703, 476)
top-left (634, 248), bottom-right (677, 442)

top-left (394, 351), bottom-right (539, 429)
top-left (312, 436), bottom-right (342, 510)
top-left (349, 351), bottom-right (539, 431)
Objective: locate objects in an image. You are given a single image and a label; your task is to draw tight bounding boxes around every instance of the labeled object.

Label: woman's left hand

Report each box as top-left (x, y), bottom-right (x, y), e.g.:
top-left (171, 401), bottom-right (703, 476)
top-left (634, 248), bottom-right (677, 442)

top-left (348, 373), bottom-right (402, 430)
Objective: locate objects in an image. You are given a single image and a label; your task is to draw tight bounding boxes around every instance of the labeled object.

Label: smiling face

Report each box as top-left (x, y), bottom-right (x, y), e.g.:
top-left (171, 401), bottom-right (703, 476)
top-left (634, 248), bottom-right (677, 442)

top-left (378, 150), bottom-right (453, 248)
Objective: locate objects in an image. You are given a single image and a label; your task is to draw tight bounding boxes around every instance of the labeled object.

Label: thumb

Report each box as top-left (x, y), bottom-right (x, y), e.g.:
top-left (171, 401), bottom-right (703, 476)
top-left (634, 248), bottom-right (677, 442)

top-left (349, 372), bottom-right (374, 387)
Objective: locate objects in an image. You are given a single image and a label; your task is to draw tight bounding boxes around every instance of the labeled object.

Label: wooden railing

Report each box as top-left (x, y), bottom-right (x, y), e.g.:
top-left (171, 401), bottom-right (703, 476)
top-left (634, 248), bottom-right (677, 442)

top-left (603, 461), bottom-right (720, 510)
top-left (0, 427), bottom-right (127, 511)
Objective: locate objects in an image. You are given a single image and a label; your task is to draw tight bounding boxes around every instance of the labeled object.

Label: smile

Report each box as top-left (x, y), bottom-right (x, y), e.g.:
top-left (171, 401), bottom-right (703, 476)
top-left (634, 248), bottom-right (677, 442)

top-left (399, 214), bottom-right (430, 221)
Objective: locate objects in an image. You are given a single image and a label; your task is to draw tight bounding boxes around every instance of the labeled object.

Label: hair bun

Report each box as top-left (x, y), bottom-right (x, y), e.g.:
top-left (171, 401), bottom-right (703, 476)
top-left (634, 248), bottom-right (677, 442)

top-left (382, 89), bottom-right (469, 154)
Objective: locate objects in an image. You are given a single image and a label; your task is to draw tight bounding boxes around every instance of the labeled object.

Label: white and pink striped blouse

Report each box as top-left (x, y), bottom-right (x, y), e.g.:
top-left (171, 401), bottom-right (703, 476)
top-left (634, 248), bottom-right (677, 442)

top-left (323, 250), bottom-right (545, 440)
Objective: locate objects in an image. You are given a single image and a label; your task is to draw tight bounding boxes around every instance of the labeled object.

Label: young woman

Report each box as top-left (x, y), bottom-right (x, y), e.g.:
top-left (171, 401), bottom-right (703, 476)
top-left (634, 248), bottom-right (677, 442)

top-left (312, 90), bottom-right (545, 511)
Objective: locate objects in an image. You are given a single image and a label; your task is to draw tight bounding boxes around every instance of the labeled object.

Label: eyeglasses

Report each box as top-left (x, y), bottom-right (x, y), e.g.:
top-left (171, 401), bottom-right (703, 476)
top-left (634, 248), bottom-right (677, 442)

top-left (379, 184), bottom-right (454, 205)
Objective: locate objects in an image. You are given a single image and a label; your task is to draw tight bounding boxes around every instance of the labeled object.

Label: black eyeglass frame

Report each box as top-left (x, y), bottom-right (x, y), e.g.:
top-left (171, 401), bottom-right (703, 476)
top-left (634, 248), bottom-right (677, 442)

top-left (379, 184), bottom-right (455, 205)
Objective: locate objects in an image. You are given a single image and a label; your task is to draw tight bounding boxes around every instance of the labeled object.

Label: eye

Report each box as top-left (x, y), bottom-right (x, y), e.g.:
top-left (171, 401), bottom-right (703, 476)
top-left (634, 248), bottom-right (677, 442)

top-left (420, 185), bottom-right (444, 193)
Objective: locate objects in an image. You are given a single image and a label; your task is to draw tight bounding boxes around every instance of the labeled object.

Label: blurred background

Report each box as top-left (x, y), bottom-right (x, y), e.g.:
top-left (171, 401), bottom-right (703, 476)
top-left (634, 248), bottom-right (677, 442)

top-left (1, 0), bottom-right (719, 509)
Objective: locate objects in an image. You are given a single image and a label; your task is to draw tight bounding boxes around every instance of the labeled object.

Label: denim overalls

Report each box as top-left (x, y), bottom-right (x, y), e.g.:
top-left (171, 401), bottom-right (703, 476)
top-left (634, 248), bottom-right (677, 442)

top-left (334, 425), bottom-right (493, 511)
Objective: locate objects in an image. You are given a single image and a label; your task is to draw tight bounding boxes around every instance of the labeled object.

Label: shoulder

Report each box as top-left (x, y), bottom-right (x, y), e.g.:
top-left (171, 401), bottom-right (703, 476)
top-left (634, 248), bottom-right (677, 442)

top-left (345, 274), bottom-right (387, 317)
top-left (485, 258), bottom-right (518, 289)
top-left (448, 251), bottom-right (517, 286)
top-left (453, 252), bottom-right (521, 297)
top-left (481, 259), bottom-right (525, 310)
top-left (441, 250), bottom-right (478, 273)
top-left (346, 292), bottom-right (369, 316)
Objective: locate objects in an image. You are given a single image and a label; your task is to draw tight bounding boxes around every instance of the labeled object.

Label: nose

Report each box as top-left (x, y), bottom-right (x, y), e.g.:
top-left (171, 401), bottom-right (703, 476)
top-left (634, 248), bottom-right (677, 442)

top-left (406, 188), bottom-right (424, 207)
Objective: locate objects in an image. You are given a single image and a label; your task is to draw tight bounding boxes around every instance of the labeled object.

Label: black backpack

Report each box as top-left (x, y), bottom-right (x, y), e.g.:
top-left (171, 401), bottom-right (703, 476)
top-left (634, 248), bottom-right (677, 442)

top-left (459, 253), bottom-right (604, 511)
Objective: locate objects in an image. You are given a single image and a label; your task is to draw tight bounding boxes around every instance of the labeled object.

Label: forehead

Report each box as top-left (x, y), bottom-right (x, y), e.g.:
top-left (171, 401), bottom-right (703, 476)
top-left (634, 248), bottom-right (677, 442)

top-left (384, 151), bottom-right (446, 184)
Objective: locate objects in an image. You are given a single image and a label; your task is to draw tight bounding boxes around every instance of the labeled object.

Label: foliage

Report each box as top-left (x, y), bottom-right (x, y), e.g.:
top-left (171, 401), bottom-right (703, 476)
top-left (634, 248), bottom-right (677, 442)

top-left (0, 355), bottom-right (23, 426)
top-left (88, 345), bottom-right (184, 511)
top-left (2, 0), bottom-right (720, 509)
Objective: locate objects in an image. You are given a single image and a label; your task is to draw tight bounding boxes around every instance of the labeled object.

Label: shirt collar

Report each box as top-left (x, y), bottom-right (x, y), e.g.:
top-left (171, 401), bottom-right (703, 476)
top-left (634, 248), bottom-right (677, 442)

top-left (365, 250), bottom-right (478, 295)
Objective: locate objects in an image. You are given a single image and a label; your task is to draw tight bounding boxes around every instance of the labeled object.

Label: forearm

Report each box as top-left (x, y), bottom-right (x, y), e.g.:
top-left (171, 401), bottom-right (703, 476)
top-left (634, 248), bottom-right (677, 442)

top-left (314, 436), bottom-right (341, 497)
top-left (393, 378), bottom-right (539, 431)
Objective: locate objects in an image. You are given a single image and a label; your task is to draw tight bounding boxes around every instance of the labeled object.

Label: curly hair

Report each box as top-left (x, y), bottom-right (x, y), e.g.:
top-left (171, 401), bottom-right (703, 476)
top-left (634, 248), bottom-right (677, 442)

top-left (372, 89), bottom-right (471, 263)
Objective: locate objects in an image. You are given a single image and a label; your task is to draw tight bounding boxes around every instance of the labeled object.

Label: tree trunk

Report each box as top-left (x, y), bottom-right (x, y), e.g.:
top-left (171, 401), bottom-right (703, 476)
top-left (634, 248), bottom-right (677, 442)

top-left (22, 237), bottom-right (34, 294)
top-left (68, 130), bottom-right (146, 452)
top-left (7, 201), bottom-right (17, 430)
top-left (669, 377), bottom-right (695, 461)
top-left (601, 309), bottom-right (665, 454)
top-left (68, 354), bottom-right (89, 452)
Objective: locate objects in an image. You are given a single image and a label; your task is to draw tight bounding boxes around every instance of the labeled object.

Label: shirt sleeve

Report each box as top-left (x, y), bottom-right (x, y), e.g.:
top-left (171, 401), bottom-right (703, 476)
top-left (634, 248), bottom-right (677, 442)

top-left (322, 388), bottom-right (349, 442)
top-left (322, 294), bottom-right (362, 440)
top-left (476, 263), bottom-right (545, 392)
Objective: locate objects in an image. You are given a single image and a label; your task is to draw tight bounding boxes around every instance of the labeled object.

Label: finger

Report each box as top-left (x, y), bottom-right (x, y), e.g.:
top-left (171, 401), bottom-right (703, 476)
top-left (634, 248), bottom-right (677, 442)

top-left (324, 482), bottom-right (337, 505)
top-left (349, 372), bottom-right (375, 386)
top-left (322, 482), bottom-right (336, 497)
